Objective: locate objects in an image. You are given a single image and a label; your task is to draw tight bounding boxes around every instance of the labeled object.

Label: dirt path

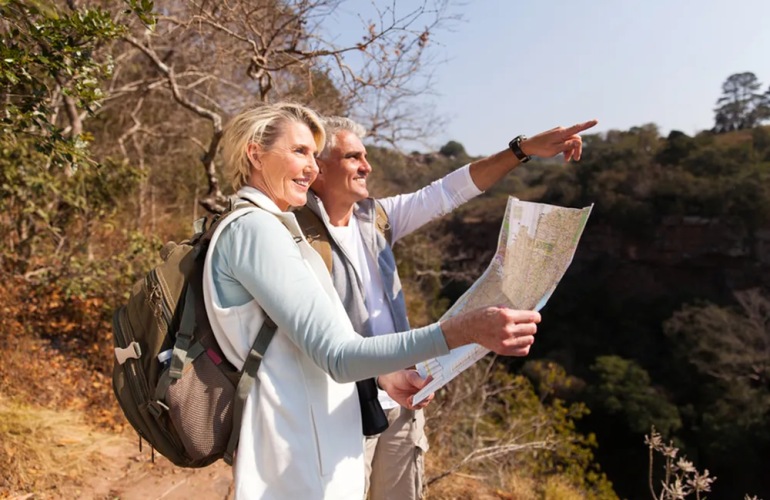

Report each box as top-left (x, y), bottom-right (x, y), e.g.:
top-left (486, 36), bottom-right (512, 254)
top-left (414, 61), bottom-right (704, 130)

top-left (59, 434), bottom-right (234, 500)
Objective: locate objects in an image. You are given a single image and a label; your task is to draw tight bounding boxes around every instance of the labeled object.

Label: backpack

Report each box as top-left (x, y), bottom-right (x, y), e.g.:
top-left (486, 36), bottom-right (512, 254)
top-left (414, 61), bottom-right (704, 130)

top-left (111, 198), bottom-right (276, 468)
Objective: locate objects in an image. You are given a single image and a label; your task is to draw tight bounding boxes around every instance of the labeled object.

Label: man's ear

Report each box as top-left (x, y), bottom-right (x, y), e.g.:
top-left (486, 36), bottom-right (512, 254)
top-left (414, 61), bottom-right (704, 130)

top-left (246, 143), bottom-right (262, 169)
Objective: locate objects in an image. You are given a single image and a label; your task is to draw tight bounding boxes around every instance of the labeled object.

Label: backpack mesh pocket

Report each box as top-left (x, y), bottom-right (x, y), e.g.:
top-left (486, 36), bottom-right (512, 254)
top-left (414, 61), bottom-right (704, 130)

top-left (166, 350), bottom-right (234, 461)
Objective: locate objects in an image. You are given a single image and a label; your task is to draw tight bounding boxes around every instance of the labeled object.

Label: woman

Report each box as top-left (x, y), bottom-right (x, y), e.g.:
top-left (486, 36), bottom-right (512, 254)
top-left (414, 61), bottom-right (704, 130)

top-left (202, 102), bottom-right (540, 499)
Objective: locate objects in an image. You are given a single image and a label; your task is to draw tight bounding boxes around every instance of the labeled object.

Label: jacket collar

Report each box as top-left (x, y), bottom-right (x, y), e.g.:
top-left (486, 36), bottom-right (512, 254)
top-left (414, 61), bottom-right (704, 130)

top-left (237, 186), bottom-right (285, 215)
top-left (305, 189), bottom-right (331, 223)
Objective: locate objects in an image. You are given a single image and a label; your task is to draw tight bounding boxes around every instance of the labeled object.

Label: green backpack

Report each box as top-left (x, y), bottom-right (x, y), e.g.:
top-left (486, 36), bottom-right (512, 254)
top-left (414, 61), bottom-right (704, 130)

top-left (111, 199), bottom-right (276, 467)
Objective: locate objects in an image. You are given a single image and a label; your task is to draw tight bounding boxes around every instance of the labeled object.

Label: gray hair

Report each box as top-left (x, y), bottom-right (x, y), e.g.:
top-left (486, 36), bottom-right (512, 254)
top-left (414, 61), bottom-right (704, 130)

top-left (220, 102), bottom-right (325, 191)
top-left (320, 116), bottom-right (367, 158)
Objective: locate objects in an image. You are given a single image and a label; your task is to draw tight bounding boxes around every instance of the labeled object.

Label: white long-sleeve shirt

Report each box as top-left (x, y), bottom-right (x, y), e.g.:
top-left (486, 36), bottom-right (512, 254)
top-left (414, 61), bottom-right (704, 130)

top-left (333, 165), bottom-right (482, 408)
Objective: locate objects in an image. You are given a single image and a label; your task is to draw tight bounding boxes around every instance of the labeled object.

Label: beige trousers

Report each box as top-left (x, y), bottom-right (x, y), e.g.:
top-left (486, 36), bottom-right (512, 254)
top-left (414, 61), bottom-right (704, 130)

top-left (364, 406), bottom-right (429, 500)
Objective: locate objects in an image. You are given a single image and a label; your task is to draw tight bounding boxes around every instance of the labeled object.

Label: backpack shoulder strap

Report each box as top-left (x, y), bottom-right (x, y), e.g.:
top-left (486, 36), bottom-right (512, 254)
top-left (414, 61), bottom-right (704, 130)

top-left (167, 199), bottom-right (261, 379)
top-left (294, 206), bottom-right (333, 274)
top-left (373, 200), bottom-right (392, 245)
top-left (295, 201), bottom-right (389, 269)
top-left (224, 315), bottom-right (276, 465)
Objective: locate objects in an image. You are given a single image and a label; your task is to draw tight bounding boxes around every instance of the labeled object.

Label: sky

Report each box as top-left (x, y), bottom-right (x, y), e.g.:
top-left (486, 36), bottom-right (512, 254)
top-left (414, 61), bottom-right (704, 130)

top-left (330, 0), bottom-right (770, 156)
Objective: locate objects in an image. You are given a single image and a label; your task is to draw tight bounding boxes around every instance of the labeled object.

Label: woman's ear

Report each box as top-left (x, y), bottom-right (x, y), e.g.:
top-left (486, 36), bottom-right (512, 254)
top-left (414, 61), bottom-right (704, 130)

top-left (246, 143), bottom-right (262, 169)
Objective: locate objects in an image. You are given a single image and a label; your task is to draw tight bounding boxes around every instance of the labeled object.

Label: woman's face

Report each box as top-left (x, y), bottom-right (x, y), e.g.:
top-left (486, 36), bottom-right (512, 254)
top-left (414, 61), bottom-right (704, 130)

top-left (247, 120), bottom-right (319, 210)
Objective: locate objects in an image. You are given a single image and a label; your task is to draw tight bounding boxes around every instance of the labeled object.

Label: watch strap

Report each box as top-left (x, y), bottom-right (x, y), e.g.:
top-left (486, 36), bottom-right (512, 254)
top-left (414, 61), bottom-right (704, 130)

top-left (508, 135), bottom-right (531, 163)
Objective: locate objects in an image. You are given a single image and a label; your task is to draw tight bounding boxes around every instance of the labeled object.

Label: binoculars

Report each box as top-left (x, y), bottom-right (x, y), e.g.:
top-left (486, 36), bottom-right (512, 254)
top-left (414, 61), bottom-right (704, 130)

top-left (357, 378), bottom-right (389, 436)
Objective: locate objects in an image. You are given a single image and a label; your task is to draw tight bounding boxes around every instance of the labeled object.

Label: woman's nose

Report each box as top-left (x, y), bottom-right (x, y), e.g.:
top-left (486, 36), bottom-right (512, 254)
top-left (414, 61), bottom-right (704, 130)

top-left (308, 156), bottom-right (320, 174)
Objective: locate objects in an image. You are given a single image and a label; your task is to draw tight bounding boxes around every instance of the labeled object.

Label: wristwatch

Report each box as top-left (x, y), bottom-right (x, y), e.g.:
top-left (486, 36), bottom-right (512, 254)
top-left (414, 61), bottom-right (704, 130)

top-left (508, 135), bottom-right (531, 163)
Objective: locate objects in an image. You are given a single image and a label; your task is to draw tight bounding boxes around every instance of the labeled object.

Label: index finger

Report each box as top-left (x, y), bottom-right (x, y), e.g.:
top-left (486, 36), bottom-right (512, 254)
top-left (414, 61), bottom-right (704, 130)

top-left (563, 119), bottom-right (598, 136)
top-left (503, 309), bottom-right (542, 324)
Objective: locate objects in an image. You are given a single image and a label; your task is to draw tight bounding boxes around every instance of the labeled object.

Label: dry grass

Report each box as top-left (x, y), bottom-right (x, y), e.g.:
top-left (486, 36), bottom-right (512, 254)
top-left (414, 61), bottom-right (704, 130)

top-left (424, 461), bottom-right (587, 500)
top-left (0, 395), bottom-right (120, 498)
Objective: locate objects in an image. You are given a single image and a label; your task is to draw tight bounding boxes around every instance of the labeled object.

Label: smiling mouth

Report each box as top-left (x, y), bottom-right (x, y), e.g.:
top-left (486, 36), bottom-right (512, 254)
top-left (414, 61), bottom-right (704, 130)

top-left (293, 179), bottom-right (311, 188)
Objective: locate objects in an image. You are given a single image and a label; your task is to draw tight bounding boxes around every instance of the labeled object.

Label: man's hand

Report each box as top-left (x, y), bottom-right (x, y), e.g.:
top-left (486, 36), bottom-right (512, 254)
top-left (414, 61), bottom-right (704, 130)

top-left (521, 119), bottom-right (598, 162)
top-left (467, 119), bottom-right (598, 191)
top-left (378, 370), bottom-right (435, 410)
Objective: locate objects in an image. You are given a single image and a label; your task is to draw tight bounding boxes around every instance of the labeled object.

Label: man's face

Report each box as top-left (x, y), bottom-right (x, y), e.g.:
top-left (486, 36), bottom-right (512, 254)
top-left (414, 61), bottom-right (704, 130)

top-left (314, 130), bottom-right (372, 207)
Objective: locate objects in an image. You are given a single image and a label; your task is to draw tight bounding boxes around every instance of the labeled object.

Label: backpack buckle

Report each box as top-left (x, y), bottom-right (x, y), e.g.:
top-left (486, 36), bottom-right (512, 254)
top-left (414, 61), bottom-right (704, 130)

top-left (114, 342), bottom-right (142, 365)
top-left (192, 217), bottom-right (207, 235)
top-left (147, 400), bottom-right (169, 418)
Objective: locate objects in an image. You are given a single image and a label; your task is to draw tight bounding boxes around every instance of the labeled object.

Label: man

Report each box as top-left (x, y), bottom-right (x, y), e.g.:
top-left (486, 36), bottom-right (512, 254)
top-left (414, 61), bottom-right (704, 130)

top-left (297, 116), bottom-right (597, 499)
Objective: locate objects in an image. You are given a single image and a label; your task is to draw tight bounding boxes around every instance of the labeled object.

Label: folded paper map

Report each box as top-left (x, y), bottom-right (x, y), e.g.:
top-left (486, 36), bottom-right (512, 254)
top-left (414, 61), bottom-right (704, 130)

top-left (413, 197), bottom-right (593, 404)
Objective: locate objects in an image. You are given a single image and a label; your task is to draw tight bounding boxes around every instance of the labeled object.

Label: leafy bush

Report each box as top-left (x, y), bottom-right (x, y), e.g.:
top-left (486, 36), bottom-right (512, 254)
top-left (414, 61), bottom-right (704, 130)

top-left (425, 358), bottom-right (616, 499)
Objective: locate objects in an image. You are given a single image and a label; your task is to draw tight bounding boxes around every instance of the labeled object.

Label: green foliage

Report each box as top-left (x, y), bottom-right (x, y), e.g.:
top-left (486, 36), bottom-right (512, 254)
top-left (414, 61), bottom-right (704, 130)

top-left (0, 0), bottom-right (126, 168)
top-left (369, 113), bottom-right (770, 495)
top-left (57, 229), bottom-right (160, 301)
top-left (392, 225), bottom-right (451, 326)
top-left (588, 356), bottom-right (682, 437)
top-left (2, 16), bottom-right (770, 495)
top-left (519, 361), bottom-right (615, 497)
top-left (367, 145), bottom-right (467, 196)
top-left (0, 0), bottom-right (151, 273)
top-left (539, 125), bottom-right (770, 236)
top-left (0, 135), bottom-right (143, 273)
top-left (664, 291), bottom-right (770, 453)
top-left (427, 359), bottom-right (616, 498)
top-left (122, 0), bottom-right (156, 28)
top-left (438, 140), bottom-right (467, 158)
top-left (656, 130), bottom-right (696, 166)
top-left (752, 126), bottom-right (770, 157)
top-left (539, 125), bottom-right (662, 234)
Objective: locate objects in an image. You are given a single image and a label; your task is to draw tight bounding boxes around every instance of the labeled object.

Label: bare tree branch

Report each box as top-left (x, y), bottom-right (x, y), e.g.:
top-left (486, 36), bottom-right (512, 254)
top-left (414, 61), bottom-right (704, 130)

top-left (123, 34), bottom-right (225, 208)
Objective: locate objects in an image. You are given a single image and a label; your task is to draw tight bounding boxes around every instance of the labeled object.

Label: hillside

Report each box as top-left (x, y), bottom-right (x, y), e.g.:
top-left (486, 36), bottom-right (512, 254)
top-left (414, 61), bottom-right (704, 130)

top-left (380, 126), bottom-right (770, 498)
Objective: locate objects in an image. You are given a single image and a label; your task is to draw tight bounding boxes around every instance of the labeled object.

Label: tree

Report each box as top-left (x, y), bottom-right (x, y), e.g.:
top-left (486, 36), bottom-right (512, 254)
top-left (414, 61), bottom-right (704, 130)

top-left (664, 290), bottom-right (770, 494)
top-left (587, 356), bottom-right (682, 437)
top-left (0, 0), bottom-right (150, 273)
top-left (713, 72), bottom-right (770, 133)
top-left (664, 290), bottom-right (770, 436)
top-left (655, 130), bottom-right (695, 166)
top-left (0, 0), bottom-right (126, 170)
top-left (439, 140), bottom-right (466, 158)
top-left (94, 0), bottom-right (456, 213)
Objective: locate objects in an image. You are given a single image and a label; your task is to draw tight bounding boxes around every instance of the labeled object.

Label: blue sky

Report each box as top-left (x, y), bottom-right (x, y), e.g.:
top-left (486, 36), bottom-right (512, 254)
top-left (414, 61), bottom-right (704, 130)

top-left (430, 0), bottom-right (770, 155)
top-left (328, 1), bottom-right (770, 156)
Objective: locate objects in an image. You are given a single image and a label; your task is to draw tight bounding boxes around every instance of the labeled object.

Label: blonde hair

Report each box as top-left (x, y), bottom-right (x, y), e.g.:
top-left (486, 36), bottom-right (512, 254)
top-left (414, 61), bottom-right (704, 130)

top-left (221, 102), bottom-right (326, 191)
top-left (319, 116), bottom-right (367, 159)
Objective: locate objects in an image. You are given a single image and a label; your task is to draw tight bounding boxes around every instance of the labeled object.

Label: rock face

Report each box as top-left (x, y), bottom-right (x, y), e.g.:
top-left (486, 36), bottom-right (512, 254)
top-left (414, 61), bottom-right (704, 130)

top-left (578, 216), bottom-right (770, 299)
top-left (439, 210), bottom-right (770, 305)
